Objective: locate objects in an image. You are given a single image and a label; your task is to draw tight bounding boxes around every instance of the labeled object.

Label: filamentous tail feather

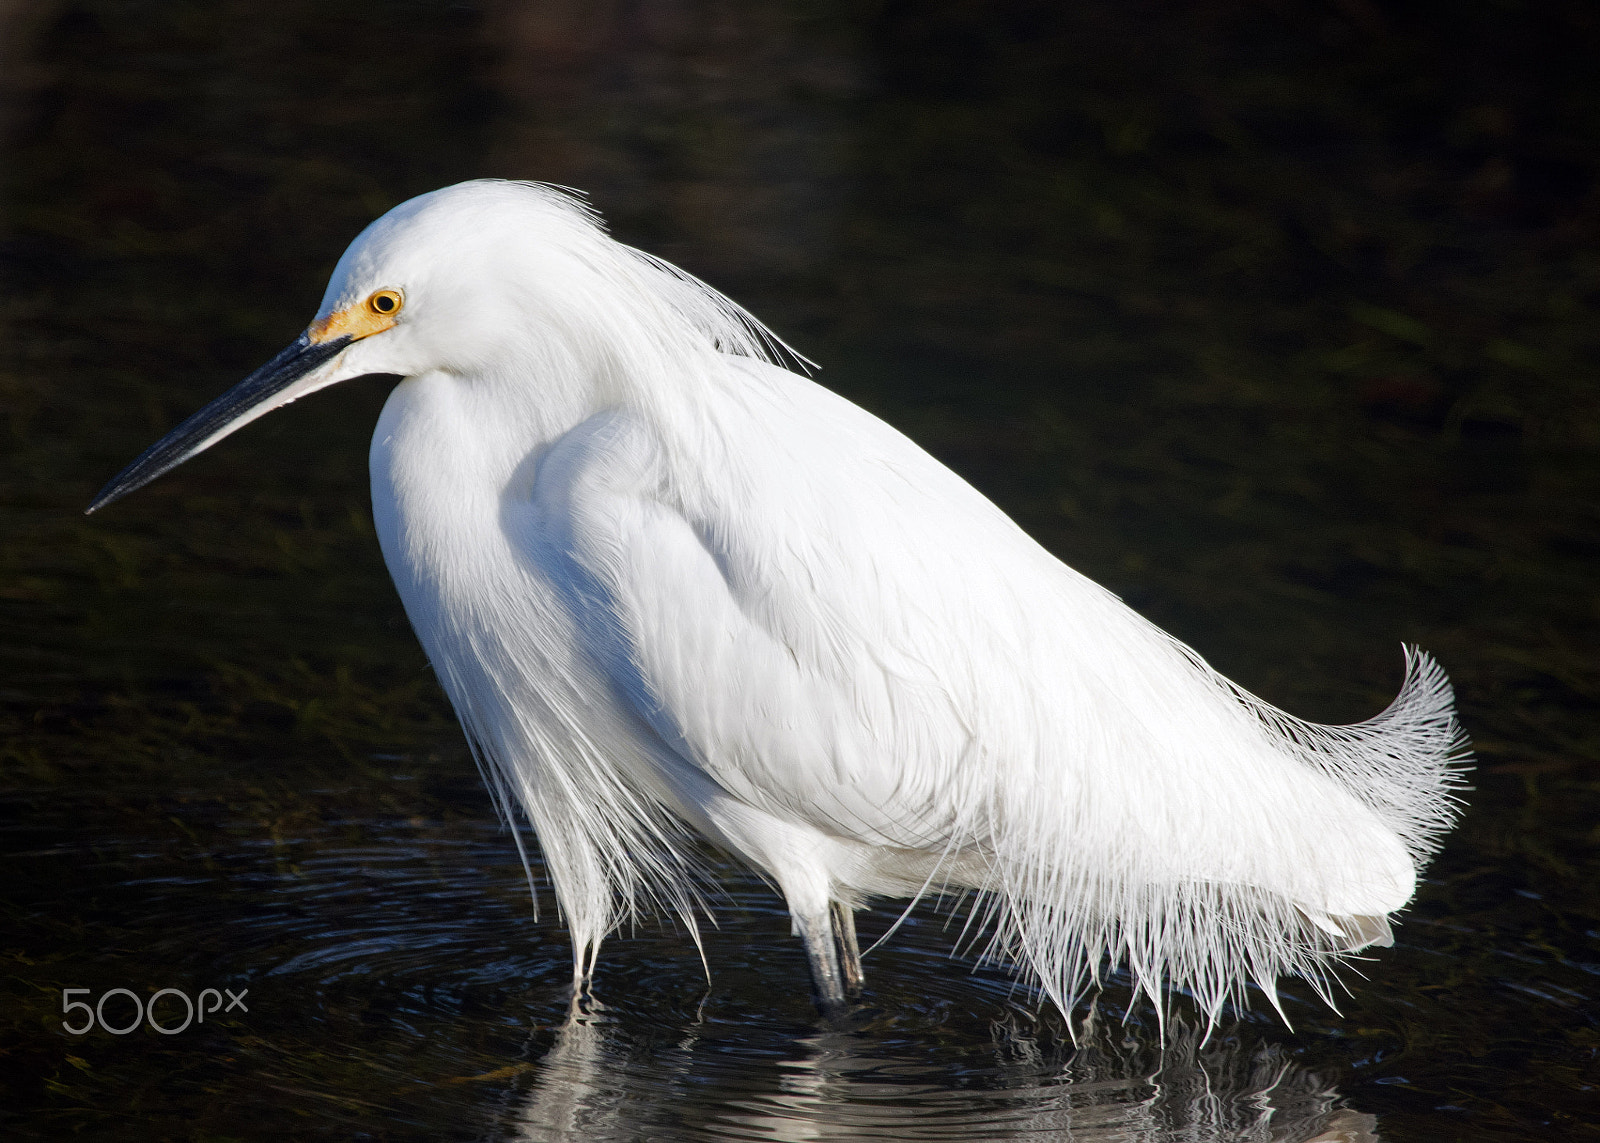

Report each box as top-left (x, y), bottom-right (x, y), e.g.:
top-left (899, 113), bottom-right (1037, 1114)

top-left (970, 644), bottom-right (1469, 1025)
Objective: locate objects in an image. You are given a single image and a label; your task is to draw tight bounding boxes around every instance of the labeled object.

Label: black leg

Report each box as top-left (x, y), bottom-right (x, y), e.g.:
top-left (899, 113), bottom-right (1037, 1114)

top-left (794, 908), bottom-right (848, 1015)
top-left (831, 900), bottom-right (863, 996)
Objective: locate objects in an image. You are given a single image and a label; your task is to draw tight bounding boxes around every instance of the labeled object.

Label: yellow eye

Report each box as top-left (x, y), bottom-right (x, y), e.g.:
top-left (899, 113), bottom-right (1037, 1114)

top-left (367, 289), bottom-right (403, 316)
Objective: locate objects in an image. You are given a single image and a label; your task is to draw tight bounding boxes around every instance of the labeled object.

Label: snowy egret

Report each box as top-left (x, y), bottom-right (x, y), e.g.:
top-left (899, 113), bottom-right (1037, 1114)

top-left (90, 181), bottom-right (1466, 1022)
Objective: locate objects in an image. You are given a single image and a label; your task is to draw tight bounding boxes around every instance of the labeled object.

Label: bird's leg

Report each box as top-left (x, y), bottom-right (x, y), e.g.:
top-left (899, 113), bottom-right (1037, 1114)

top-left (831, 900), bottom-right (864, 997)
top-left (793, 908), bottom-right (848, 1015)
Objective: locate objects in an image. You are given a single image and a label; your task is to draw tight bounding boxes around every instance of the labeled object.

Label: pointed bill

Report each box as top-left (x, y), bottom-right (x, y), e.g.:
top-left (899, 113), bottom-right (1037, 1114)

top-left (85, 333), bottom-right (355, 514)
top-left (87, 286), bottom-right (406, 514)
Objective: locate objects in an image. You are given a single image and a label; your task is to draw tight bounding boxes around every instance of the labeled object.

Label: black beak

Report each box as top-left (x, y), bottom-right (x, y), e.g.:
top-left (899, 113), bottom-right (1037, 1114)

top-left (87, 333), bottom-right (351, 514)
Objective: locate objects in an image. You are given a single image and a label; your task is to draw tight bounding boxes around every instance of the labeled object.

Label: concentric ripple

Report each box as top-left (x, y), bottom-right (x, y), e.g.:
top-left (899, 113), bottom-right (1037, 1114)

top-left (6, 789), bottom-right (1375, 1141)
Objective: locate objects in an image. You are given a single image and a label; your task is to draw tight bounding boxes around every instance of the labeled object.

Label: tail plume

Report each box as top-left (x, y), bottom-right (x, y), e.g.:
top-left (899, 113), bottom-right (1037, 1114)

top-left (974, 645), bottom-right (1470, 1027)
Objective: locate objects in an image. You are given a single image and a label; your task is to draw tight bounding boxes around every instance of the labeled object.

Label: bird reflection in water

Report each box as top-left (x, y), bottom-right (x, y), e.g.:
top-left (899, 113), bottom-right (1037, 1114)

top-left (503, 1011), bottom-right (1378, 1143)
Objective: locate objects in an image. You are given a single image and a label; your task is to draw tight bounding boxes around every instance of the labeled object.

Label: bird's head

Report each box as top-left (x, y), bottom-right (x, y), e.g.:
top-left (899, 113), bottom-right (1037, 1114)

top-left (86, 180), bottom-right (617, 514)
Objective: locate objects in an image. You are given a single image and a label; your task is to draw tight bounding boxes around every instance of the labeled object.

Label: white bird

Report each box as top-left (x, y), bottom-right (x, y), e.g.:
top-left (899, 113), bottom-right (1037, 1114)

top-left (89, 180), bottom-right (1467, 1023)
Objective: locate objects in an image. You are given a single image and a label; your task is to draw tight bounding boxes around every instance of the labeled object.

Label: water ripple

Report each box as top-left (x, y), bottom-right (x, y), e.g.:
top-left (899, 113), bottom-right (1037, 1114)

top-left (6, 795), bottom-right (1380, 1141)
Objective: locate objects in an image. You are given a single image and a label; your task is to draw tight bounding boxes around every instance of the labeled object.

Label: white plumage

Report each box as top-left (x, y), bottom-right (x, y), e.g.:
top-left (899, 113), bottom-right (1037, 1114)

top-left (91, 180), bottom-right (1468, 1023)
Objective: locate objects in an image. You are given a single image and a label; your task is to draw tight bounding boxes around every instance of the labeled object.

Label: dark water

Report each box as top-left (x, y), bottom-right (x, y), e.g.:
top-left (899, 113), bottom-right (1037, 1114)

top-left (3, 2), bottom-right (1598, 1139)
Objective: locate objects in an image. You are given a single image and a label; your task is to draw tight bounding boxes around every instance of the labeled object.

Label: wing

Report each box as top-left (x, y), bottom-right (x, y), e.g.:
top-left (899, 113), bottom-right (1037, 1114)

top-left (513, 374), bottom-right (1004, 851)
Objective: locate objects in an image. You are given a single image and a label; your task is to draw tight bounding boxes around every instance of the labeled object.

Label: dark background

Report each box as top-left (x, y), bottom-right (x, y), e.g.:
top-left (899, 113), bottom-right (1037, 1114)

top-left (2, 1), bottom-right (1597, 1139)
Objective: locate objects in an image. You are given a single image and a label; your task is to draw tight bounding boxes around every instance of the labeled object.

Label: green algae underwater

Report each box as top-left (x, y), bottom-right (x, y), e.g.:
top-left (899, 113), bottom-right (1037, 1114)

top-left (2, 1), bottom-right (1597, 1139)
